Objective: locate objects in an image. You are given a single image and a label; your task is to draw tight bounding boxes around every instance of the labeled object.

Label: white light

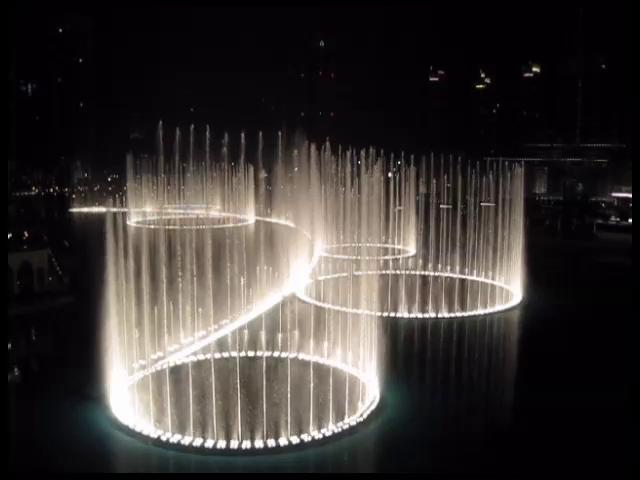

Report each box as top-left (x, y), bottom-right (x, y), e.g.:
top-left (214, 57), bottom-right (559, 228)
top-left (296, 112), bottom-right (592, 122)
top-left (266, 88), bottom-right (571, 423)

top-left (296, 270), bottom-right (522, 319)
top-left (114, 350), bottom-right (379, 452)
top-left (321, 242), bottom-right (415, 261)
top-left (88, 127), bottom-right (522, 456)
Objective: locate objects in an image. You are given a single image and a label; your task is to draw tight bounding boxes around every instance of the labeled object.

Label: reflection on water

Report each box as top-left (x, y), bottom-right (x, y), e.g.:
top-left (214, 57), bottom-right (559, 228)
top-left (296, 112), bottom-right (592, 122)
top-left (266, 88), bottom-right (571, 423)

top-left (104, 309), bottom-right (520, 472)
top-left (384, 308), bottom-right (520, 447)
top-left (10, 304), bottom-right (521, 472)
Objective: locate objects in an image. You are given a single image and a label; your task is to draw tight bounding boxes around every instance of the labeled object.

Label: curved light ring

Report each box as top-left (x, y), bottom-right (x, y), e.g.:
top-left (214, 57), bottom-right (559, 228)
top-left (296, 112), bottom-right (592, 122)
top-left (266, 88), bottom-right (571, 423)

top-left (321, 242), bottom-right (416, 261)
top-left (296, 270), bottom-right (522, 319)
top-left (71, 204), bottom-right (320, 368)
top-left (74, 204), bottom-right (380, 451)
top-left (126, 213), bottom-right (256, 230)
top-left (112, 350), bottom-right (380, 451)
top-left (127, 215), bottom-right (318, 372)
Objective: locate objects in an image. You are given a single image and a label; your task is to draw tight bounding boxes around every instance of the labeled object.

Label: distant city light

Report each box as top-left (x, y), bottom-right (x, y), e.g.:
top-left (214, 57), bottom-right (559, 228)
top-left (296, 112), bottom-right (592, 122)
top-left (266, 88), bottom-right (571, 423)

top-left (319, 40), bottom-right (325, 47)
top-left (78, 57), bottom-right (84, 64)
top-left (476, 69), bottom-right (491, 87)
top-left (428, 66), bottom-right (446, 82)
top-left (523, 62), bottom-right (541, 78)
top-left (58, 27), bottom-right (63, 34)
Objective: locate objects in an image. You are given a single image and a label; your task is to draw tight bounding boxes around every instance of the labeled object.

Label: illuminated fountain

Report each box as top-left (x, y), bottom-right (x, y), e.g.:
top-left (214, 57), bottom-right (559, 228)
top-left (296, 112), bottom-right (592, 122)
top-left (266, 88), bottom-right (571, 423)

top-left (72, 122), bottom-right (524, 452)
top-left (299, 155), bottom-right (525, 318)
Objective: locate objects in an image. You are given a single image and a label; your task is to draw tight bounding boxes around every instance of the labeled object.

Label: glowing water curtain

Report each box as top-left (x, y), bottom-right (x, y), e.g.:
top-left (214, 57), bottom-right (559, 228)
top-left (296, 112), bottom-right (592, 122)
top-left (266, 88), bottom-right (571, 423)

top-left (71, 123), bottom-right (524, 451)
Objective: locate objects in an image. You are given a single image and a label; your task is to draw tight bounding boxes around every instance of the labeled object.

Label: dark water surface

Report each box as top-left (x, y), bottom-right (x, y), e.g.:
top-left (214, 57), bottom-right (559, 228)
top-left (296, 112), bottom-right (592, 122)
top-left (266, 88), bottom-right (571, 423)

top-left (8, 220), bottom-right (631, 473)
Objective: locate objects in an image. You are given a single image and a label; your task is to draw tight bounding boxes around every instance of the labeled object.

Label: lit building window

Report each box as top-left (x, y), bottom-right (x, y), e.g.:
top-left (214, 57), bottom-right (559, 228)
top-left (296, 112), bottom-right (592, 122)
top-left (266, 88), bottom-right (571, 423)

top-left (523, 61), bottom-right (541, 78)
top-left (428, 66), bottom-right (446, 82)
top-left (475, 69), bottom-right (491, 89)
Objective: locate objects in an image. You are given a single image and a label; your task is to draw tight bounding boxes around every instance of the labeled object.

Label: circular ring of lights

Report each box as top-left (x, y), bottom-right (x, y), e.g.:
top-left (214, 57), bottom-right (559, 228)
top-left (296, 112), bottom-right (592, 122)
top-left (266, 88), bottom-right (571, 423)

top-left (321, 243), bottom-right (416, 261)
top-left (126, 213), bottom-right (256, 230)
top-left (297, 270), bottom-right (522, 319)
top-left (111, 350), bottom-right (380, 452)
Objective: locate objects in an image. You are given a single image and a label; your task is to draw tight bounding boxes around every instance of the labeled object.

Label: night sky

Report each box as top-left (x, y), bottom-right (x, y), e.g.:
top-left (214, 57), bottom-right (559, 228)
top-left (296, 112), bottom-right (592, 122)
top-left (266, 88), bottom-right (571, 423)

top-left (10, 2), bottom-right (633, 170)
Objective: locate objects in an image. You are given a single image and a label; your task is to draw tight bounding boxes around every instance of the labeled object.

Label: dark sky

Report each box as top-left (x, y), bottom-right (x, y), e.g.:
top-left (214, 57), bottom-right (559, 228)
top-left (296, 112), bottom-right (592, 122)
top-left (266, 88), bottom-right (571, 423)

top-left (11, 2), bottom-right (632, 167)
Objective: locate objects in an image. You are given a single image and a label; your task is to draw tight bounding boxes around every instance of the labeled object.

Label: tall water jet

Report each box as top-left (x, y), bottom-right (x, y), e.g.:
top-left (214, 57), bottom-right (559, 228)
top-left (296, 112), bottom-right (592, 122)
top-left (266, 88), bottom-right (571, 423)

top-left (72, 122), bottom-right (525, 452)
